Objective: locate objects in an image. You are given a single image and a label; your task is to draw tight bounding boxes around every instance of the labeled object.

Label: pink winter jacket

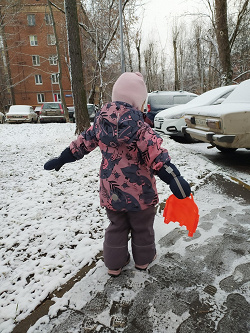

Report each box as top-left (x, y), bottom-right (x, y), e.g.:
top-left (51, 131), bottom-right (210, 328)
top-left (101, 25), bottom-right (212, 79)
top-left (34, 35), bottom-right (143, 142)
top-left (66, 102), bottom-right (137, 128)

top-left (70, 101), bottom-right (171, 211)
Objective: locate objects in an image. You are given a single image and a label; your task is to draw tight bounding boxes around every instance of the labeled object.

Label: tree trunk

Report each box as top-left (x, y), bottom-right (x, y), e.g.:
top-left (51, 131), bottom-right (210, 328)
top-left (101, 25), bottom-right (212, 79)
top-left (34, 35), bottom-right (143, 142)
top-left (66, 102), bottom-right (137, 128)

top-left (173, 39), bottom-right (180, 90)
top-left (214, 0), bottom-right (233, 85)
top-left (136, 40), bottom-right (141, 73)
top-left (88, 62), bottom-right (98, 105)
top-left (64, 0), bottom-right (90, 134)
top-left (123, 14), bottom-right (133, 72)
top-left (0, 7), bottom-right (15, 105)
top-left (47, 0), bottom-right (69, 121)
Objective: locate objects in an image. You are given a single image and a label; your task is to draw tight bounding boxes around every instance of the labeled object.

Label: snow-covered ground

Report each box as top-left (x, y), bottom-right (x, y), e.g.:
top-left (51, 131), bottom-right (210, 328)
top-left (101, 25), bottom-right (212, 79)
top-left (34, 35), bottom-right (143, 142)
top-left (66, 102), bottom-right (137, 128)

top-left (0, 123), bottom-right (249, 333)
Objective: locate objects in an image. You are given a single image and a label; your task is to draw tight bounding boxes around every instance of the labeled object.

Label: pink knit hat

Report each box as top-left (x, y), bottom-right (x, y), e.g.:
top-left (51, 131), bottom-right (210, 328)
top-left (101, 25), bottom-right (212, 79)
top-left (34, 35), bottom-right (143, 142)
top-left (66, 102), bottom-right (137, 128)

top-left (112, 72), bottom-right (147, 110)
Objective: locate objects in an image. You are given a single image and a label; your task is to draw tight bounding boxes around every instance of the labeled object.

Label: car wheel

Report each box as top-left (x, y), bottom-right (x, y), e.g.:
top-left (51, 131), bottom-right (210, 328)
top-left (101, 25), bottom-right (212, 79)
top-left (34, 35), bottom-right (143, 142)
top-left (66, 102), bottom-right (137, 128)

top-left (170, 134), bottom-right (200, 144)
top-left (215, 145), bottom-right (237, 153)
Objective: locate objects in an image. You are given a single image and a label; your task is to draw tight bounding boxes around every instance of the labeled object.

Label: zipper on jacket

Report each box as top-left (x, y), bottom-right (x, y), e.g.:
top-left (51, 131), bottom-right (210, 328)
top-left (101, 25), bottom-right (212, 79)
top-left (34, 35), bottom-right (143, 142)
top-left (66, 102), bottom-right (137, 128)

top-left (117, 112), bottom-right (120, 138)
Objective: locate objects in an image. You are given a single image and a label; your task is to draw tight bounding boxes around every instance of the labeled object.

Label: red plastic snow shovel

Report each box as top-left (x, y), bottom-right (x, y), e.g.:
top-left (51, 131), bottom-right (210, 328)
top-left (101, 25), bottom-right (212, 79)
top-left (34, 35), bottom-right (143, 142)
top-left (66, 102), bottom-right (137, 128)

top-left (163, 194), bottom-right (199, 237)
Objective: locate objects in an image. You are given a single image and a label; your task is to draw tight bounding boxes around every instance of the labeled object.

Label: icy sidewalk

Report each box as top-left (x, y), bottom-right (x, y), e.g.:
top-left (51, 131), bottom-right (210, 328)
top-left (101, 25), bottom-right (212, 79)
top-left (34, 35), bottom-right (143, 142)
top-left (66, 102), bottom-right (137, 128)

top-left (26, 176), bottom-right (250, 333)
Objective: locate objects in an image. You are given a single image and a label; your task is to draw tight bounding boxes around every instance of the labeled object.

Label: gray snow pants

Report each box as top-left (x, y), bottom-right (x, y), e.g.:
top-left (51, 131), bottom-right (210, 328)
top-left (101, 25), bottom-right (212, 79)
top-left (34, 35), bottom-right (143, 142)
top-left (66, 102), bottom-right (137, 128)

top-left (103, 206), bottom-right (156, 270)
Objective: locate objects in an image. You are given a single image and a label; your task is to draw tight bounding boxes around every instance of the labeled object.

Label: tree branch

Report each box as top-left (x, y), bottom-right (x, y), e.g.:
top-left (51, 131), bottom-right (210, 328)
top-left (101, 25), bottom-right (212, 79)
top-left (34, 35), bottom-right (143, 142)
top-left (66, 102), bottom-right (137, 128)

top-left (229, 0), bottom-right (249, 49)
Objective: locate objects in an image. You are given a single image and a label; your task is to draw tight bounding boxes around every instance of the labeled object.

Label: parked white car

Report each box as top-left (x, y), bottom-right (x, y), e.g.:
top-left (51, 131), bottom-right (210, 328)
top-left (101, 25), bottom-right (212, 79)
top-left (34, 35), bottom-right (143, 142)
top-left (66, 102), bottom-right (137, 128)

top-left (182, 79), bottom-right (250, 152)
top-left (6, 105), bottom-right (38, 123)
top-left (154, 85), bottom-right (236, 142)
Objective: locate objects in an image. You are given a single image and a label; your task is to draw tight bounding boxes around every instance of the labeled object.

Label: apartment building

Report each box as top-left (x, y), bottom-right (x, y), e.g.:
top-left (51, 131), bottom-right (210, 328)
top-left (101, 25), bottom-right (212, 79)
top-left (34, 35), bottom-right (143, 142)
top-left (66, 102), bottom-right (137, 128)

top-left (2, 0), bottom-right (73, 109)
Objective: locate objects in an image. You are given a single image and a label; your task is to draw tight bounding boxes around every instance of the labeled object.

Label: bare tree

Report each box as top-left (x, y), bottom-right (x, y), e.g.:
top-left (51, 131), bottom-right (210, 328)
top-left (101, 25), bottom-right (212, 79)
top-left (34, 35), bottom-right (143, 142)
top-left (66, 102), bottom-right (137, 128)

top-left (229, 0), bottom-right (250, 82)
top-left (44, 0), bottom-right (137, 119)
top-left (0, 1), bottom-right (21, 107)
top-left (144, 42), bottom-right (160, 91)
top-left (194, 25), bottom-right (205, 93)
top-left (79, 0), bottom-right (131, 106)
top-left (123, 13), bottom-right (133, 72)
top-left (135, 30), bottom-right (142, 73)
top-left (122, 0), bottom-right (144, 73)
top-left (204, 0), bottom-right (249, 85)
top-left (172, 24), bottom-right (180, 91)
top-left (64, 0), bottom-right (90, 133)
top-left (159, 53), bottom-right (167, 90)
top-left (214, 0), bottom-right (232, 85)
top-left (47, 0), bottom-right (69, 121)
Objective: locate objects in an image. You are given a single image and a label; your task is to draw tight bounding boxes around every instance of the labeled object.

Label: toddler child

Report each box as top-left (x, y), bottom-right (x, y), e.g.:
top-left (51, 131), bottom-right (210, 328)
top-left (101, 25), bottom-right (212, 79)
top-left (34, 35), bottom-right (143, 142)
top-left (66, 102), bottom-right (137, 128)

top-left (44, 72), bottom-right (191, 277)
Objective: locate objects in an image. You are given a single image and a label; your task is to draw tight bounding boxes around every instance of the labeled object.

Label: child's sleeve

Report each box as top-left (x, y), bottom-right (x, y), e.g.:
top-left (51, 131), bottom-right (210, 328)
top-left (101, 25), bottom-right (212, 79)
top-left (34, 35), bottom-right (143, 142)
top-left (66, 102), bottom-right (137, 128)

top-left (136, 125), bottom-right (171, 170)
top-left (70, 125), bottom-right (98, 160)
top-left (44, 125), bottom-right (98, 172)
top-left (157, 162), bottom-right (191, 199)
top-left (137, 125), bottom-right (191, 199)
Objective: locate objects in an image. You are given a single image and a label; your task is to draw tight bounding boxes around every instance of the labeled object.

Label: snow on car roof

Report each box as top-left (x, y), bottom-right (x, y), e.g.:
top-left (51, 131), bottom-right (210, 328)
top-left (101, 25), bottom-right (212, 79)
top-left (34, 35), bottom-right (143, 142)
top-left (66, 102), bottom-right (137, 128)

top-left (155, 85), bottom-right (236, 119)
top-left (185, 102), bottom-right (250, 117)
top-left (8, 105), bottom-right (33, 113)
top-left (184, 79), bottom-right (250, 117)
top-left (221, 79), bottom-right (250, 104)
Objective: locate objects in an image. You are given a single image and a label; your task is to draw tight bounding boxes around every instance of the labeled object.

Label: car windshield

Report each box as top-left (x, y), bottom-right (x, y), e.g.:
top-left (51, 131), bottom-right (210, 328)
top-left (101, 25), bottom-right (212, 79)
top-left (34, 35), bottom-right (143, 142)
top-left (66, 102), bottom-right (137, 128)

top-left (221, 80), bottom-right (250, 103)
top-left (149, 96), bottom-right (170, 107)
top-left (173, 95), bottom-right (192, 104)
top-left (42, 103), bottom-right (60, 109)
top-left (9, 106), bottom-right (31, 113)
top-left (181, 86), bottom-right (235, 107)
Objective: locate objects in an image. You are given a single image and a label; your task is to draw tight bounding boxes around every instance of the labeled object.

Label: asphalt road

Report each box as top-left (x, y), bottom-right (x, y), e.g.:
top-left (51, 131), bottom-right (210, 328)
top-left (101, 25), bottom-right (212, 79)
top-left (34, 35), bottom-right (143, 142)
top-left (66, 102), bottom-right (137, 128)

top-left (197, 147), bottom-right (250, 176)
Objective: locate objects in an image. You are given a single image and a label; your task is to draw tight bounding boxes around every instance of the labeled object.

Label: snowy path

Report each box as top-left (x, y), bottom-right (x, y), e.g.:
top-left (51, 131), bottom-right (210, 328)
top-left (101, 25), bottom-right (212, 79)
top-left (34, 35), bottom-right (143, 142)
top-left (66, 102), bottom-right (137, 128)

top-left (0, 123), bottom-right (249, 333)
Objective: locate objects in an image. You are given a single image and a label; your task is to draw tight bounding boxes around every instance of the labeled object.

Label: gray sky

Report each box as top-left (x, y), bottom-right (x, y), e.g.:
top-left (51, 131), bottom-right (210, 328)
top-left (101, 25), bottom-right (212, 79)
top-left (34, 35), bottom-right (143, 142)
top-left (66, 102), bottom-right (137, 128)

top-left (141, 0), bottom-right (207, 48)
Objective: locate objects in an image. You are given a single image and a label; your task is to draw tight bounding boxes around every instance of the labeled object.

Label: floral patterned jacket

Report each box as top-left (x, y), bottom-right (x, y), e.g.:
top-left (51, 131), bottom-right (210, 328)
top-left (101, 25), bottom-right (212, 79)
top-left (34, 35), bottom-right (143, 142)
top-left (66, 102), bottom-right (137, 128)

top-left (70, 101), bottom-right (171, 211)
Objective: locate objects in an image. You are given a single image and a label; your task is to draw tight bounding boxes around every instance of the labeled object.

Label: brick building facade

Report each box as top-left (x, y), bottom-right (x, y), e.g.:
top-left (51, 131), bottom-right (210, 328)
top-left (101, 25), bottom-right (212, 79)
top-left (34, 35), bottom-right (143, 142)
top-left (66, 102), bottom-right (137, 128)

top-left (2, 0), bottom-right (73, 109)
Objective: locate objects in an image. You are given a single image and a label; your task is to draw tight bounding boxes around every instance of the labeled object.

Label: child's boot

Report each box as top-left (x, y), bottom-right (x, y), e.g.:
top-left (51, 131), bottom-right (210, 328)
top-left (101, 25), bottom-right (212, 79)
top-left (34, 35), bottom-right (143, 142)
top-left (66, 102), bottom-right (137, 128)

top-left (135, 254), bottom-right (156, 271)
top-left (108, 254), bottom-right (130, 277)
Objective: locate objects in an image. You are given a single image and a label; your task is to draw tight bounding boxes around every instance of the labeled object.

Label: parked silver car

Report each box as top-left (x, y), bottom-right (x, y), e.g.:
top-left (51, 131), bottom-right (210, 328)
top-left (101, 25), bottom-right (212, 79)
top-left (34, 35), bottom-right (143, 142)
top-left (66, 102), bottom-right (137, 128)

top-left (6, 105), bottom-right (38, 123)
top-left (146, 90), bottom-right (198, 123)
top-left (39, 102), bottom-right (66, 123)
top-left (182, 79), bottom-right (250, 152)
top-left (72, 104), bottom-right (97, 123)
top-left (67, 106), bottom-right (75, 120)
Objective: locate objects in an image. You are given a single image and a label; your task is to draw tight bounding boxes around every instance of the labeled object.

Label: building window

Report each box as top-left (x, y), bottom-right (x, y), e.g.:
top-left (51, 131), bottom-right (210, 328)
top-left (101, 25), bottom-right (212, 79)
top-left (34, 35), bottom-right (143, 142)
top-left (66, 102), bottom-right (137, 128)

top-left (27, 14), bottom-right (36, 26)
top-left (47, 34), bottom-right (56, 45)
top-left (49, 55), bottom-right (58, 65)
top-left (37, 93), bottom-right (45, 104)
top-left (35, 74), bottom-right (43, 85)
top-left (51, 73), bottom-right (59, 84)
top-left (32, 55), bottom-right (40, 66)
top-left (53, 93), bottom-right (61, 102)
top-left (30, 35), bottom-right (38, 46)
top-left (45, 13), bottom-right (53, 25)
